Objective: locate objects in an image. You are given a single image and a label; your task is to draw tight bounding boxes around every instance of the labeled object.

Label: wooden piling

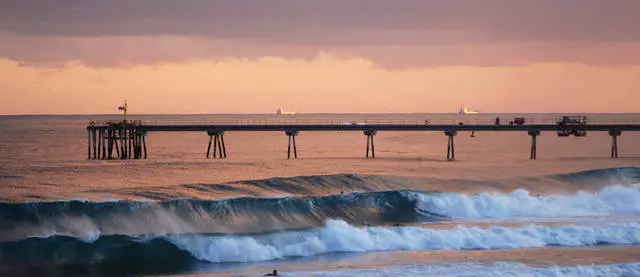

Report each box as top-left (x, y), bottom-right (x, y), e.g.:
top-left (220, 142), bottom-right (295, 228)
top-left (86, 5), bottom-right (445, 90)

top-left (206, 135), bottom-right (213, 158)
top-left (364, 129), bottom-right (377, 158)
top-left (285, 130), bottom-right (299, 159)
top-left (101, 129), bottom-right (106, 159)
top-left (119, 127), bottom-right (125, 160)
top-left (450, 136), bottom-right (455, 160)
top-left (206, 130), bottom-right (226, 159)
top-left (98, 129), bottom-right (102, 159)
top-left (366, 135), bottom-right (370, 158)
top-left (287, 135), bottom-right (292, 159)
top-left (87, 128), bottom-right (91, 160)
top-left (114, 135), bottom-right (120, 158)
top-left (528, 130), bottom-right (541, 160)
top-left (220, 134), bottom-right (227, 158)
top-left (92, 128), bottom-right (97, 160)
top-left (142, 134), bottom-right (148, 159)
top-left (213, 134), bottom-right (219, 158)
top-left (107, 129), bottom-right (113, 159)
top-left (609, 129), bottom-right (621, 159)
top-left (292, 135), bottom-right (298, 159)
top-left (370, 135), bottom-right (375, 158)
top-left (214, 135), bottom-right (221, 159)
top-left (128, 125), bottom-right (133, 159)
top-left (445, 130), bottom-right (457, 161)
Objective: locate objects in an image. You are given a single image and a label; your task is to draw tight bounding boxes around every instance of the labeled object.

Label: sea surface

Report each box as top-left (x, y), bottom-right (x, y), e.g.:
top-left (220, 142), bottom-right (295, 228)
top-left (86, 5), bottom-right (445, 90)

top-left (1, 113), bottom-right (640, 277)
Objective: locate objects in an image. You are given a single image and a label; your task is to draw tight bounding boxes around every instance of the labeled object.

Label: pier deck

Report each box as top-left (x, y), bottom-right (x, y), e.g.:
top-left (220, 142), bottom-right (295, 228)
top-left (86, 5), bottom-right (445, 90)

top-left (86, 117), bottom-right (640, 161)
top-left (135, 123), bottom-right (640, 132)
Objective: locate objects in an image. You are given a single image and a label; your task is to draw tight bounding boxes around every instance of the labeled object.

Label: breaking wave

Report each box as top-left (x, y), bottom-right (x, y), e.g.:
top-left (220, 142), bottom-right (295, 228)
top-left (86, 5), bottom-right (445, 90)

top-left (2, 184), bottom-right (639, 240)
top-left (1, 220), bottom-right (639, 268)
top-left (413, 184), bottom-right (640, 219)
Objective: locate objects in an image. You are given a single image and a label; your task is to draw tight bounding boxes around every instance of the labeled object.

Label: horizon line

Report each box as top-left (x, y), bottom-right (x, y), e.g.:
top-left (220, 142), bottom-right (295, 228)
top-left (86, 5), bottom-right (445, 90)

top-left (2, 112), bottom-right (640, 117)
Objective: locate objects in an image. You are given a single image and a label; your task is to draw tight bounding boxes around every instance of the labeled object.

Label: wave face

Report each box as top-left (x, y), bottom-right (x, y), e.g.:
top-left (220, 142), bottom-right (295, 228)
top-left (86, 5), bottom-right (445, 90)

top-left (2, 220), bottom-right (640, 268)
top-left (287, 262), bottom-right (640, 277)
top-left (2, 184), bottom-right (640, 240)
top-left (0, 190), bottom-right (442, 240)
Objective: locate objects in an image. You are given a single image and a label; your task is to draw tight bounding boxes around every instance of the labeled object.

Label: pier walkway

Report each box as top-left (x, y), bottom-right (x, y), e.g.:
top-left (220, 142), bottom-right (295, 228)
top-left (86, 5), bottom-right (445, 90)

top-left (86, 116), bottom-right (640, 161)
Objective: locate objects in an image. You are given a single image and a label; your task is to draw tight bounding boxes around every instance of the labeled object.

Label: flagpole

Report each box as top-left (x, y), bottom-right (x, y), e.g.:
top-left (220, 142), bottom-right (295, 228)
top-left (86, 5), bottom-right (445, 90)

top-left (123, 100), bottom-right (127, 124)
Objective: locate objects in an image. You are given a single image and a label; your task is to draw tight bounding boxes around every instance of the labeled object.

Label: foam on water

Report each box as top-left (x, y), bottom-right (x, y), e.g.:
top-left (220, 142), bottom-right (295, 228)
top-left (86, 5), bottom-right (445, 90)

top-left (287, 262), bottom-right (640, 277)
top-left (3, 220), bottom-right (640, 267)
top-left (413, 184), bottom-right (640, 219)
top-left (166, 220), bottom-right (640, 263)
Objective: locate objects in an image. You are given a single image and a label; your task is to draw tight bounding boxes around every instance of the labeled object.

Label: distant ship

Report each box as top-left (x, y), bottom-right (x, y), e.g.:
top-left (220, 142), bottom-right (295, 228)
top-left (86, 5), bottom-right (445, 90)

top-left (276, 108), bottom-right (297, 115)
top-left (458, 106), bottom-right (479, 115)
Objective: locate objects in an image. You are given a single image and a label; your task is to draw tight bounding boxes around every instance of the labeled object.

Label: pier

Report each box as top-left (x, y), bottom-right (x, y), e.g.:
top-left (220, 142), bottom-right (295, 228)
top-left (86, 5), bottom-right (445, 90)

top-left (86, 116), bottom-right (640, 161)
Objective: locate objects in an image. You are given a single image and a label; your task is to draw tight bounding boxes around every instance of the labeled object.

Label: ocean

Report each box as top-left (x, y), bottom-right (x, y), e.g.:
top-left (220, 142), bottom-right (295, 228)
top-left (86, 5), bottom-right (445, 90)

top-left (1, 113), bottom-right (640, 277)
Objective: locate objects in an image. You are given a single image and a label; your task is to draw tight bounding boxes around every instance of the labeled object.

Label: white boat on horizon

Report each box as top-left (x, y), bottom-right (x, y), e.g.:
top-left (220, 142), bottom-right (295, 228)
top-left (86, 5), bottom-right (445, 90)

top-left (276, 108), bottom-right (297, 115)
top-left (458, 106), bottom-right (479, 115)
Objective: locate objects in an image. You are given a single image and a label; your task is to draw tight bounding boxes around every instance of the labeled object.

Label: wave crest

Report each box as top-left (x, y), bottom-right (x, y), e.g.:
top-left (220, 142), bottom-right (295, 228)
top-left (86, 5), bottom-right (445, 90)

top-left (2, 220), bottom-right (639, 267)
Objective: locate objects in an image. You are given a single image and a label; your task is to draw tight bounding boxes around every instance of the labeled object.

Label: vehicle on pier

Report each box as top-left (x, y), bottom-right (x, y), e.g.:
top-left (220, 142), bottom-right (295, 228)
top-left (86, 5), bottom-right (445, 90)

top-left (557, 116), bottom-right (587, 137)
top-left (510, 117), bottom-right (526, 126)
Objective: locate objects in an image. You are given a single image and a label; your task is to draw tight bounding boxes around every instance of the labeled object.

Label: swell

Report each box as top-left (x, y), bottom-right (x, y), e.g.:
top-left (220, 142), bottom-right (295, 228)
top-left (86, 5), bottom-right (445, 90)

top-left (2, 220), bottom-right (639, 269)
top-left (82, 167), bottom-right (640, 201)
top-left (0, 190), bottom-right (444, 241)
top-left (2, 183), bottom-right (640, 241)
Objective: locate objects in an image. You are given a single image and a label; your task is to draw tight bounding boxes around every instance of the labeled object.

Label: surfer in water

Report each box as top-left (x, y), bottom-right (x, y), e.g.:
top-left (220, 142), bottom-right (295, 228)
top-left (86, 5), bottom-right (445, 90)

top-left (265, 269), bottom-right (278, 276)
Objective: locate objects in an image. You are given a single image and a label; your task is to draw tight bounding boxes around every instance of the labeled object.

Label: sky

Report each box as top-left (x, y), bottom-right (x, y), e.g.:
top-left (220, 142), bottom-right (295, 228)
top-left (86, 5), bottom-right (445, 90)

top-left (1, 0), bottom-right (640, 114)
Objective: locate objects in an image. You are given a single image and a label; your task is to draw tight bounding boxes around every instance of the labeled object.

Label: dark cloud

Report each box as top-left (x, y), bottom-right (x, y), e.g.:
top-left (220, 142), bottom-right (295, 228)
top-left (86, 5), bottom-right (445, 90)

top-left (2, 0), bottom-right (640, 44)
top-left (1, 0), bottom-right (640, 67)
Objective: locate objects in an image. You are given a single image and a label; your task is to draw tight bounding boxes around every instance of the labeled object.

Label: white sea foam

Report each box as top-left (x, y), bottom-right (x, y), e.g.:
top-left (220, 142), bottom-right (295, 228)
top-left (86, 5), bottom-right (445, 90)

top-left (412, 185), bottom-right (640, 219)
top-left (287, 262), bottom-right (640, 277)
top-left (166, 220), bottom-right (640, 263)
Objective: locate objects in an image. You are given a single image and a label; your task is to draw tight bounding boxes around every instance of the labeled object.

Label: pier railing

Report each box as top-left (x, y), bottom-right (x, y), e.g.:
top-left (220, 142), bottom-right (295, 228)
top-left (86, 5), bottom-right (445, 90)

top-left (95, 116), bottom-right (640, 126)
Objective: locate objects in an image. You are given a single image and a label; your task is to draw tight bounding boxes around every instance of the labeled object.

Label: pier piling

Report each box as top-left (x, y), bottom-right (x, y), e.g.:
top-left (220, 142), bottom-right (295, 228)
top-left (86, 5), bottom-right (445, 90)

top-left (142, 134), bottom-right (148, 159)
top-left (87, 127), bottom-right (92, 160)
top-left (445, 130), bottom-right (457, 161)
top-left (97, 129), bottom-right (102, 159)
top-left (86, 121), bottom-right (148, 160)
top-left (92, 128), bottom-right (97, 160)
top-left (528, 130), bottom-right (541, 160)
top-left (286, 130), bottom-right (299, 159)
top-left (206, 135), bottom-right (213, 158)
top-left (101, 129), bottom-right (106, 159)
top-left (609, 129), bottom-right (621, 158)
top-left (364, 129), bottom-right (377, 158)
top-left (206, 130), bottom-right (227, 159)
top-left (220, 134), bottom-right (227, 158)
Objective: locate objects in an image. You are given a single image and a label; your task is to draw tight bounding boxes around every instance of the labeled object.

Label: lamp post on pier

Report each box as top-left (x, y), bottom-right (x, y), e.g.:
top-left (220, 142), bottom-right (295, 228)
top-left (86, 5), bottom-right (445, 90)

top-left (118, 99), bottom-right (128, 124)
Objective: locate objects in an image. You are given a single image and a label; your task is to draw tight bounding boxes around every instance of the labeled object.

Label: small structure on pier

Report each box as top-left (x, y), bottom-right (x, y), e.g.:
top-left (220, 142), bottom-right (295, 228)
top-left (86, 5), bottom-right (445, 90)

top-left (87, 120), bottom-right (148, 160)
top-left (557, 116), bottom-right (588, 137)
top-left (87, 100), bottom-right (148, 160)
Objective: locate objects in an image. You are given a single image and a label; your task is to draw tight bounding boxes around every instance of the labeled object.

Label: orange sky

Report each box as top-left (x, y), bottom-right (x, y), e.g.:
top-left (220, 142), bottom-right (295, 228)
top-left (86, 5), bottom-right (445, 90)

top-left (1, 1), bottom-right (640, 114)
